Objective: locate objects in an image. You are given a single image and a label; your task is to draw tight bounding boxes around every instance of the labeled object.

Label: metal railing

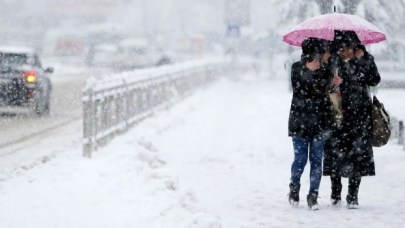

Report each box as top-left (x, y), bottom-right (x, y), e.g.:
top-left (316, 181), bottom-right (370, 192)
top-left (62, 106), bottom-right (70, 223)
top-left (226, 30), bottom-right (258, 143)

top-left (82, 59), bottom-right (227, 157)
top-left (390, 117), bottom-right (404, 146)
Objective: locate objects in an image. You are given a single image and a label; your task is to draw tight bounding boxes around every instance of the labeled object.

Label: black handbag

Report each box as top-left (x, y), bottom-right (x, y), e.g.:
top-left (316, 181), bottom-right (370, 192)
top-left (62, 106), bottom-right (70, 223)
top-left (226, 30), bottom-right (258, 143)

top-left (371, 95), bottom-right (391, 147)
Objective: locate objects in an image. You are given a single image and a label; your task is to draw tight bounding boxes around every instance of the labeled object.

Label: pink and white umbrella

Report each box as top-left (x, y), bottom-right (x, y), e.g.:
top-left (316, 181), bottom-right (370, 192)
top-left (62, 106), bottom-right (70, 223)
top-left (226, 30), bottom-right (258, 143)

top-left (283, 13), bottom-right (386, 47)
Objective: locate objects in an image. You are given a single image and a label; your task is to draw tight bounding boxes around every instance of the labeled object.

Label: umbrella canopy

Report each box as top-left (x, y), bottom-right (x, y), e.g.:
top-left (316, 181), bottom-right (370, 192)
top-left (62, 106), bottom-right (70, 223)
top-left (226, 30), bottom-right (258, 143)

top-left (283, 13), bottom-right (386, 47)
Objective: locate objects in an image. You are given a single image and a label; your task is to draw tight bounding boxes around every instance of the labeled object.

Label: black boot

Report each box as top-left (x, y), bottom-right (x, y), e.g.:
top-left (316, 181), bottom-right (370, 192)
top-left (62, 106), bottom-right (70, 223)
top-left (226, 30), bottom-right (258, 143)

top-left (331, 194), bottom-right (342, 206)
top-left (331, 176), bottom-right (342, 206)
top-left (307, 193), bottom-right (320, 211)
top-left (347, 176), bottom-right (361, 209)
top-left (346, 194), bottom-right (359, 209)
top-left (288, 183), bottom-right (300, 206)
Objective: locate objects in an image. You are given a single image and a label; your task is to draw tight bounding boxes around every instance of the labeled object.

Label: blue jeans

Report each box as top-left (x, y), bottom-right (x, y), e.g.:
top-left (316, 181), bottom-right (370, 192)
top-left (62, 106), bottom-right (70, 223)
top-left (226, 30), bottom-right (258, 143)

top-left (290, 137), bottom-right (325, 195)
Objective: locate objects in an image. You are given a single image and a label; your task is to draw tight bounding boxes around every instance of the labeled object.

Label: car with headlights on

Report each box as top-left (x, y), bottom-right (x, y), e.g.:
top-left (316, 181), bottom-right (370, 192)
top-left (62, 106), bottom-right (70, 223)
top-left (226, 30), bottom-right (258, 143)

top-left (0, 46), bottom-right (53, 116)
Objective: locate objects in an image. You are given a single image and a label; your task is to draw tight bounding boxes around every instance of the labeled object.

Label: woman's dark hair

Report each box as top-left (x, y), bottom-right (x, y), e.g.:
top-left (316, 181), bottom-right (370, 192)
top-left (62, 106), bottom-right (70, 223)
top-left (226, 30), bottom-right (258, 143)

top-left (355, 44), bottom-right (366, 52)
top-left (301, 38), bottom-right (330, 63)
top-left (300, 38), bottom-right (331, 98)
top-left (331, 30), bottom-right (361, 53)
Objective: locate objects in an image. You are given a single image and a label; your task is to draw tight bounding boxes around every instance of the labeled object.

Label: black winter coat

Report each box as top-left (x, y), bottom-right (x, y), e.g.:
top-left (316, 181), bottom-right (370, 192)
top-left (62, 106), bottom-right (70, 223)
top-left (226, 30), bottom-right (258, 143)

top-left (323, 52), bottom-right (381, 178)
top-left (288, 61), bottom-right (333, 139)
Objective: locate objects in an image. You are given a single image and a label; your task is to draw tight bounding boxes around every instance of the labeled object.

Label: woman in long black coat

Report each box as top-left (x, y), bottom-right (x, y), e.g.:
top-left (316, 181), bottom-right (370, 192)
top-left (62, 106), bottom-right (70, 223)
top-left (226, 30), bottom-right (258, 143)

top-left (323, 31), bottom-right (381, 209)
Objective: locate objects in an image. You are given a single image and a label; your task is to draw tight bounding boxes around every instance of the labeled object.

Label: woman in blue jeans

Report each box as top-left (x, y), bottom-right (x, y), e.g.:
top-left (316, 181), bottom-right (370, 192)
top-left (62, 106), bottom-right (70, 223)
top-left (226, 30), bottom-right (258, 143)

top-left (288, 38), bottom-right (340, 210)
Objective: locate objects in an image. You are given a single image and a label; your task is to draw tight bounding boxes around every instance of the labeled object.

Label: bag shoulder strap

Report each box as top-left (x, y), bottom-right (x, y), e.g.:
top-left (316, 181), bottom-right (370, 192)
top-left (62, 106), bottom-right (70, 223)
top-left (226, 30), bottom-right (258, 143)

top-left (367, 85), bottom-right (372, 100)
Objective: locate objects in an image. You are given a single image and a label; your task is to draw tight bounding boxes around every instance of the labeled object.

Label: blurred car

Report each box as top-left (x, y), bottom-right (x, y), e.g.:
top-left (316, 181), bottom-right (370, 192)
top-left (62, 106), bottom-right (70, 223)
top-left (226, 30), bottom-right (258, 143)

top-left (154, 49), bottom-right (178, 67)
top-left (115, 38), bottom-right (153, 70)
top-left (87, 44), bottom-right (119, 68)
top-left (115, 38), bottom-right (175, 70)
top-left (155, 54), bottom-right (172, 66)
top-left (0, 46), bottom-right (53, 116)
top-left (284, 50), bottom-right (302, 91)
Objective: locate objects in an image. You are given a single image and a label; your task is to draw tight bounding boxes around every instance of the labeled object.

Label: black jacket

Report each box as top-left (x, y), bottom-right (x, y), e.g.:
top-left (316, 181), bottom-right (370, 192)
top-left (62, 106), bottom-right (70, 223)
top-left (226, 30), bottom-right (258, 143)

top-left (288, 61), bottom-right (333, 139)
top-left (323, 51), bottom-right (381, 177)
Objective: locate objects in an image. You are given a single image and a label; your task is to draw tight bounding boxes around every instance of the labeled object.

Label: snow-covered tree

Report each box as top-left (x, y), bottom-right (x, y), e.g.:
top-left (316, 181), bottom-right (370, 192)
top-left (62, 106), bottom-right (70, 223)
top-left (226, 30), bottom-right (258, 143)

top-left (314, 0), bottom-right (333, 14)
top-left (274, 0), bottom-right (319, 33)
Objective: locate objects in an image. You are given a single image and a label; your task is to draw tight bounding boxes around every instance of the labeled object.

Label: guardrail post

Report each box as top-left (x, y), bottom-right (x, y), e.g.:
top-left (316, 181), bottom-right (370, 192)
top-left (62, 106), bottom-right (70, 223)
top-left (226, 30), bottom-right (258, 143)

top-left (120, 92), bottom-right (127, 132)
top-left (83, 89), bottom-right (93, 157)
top-left (141, 88), bottom-right (147, 111)
top-left (399, 121), bottom-right (404, 145)
top-left (161, 82), bottom-right (167, 104)
top-left (138, 89), bottom-right (145, 114)
top-left (94, 99), bottom-right (100, 151)
top-left (116, 94), bottom-right (121, 129)
top-left (131, 90), bottom-right (138, 117)
top-left (107, 95), bottom-right (113, 134)
top-left (391, 117), bottom-right (398, 139)
top-left (122, 80), bottom-right (130, 131)
top-left (150, 83), bottom-right (156, 108)
top-left (147, 86), bottom-right (153, 109)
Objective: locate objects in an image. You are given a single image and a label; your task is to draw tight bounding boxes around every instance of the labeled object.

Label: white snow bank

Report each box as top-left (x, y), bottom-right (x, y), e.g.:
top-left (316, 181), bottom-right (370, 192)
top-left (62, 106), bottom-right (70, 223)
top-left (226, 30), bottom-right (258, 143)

top-left (0, 130), bottom-right (221, 228)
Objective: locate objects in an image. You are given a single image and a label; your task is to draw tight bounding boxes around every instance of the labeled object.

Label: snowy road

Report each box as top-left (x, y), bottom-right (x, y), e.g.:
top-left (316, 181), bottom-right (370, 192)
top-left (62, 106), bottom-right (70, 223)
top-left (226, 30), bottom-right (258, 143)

top-left (0, 65), bottom-right (108, 151)
top-left (0, 79), bottom-right (82, 146)
top-left (1, 73), bottom-right (405, 227)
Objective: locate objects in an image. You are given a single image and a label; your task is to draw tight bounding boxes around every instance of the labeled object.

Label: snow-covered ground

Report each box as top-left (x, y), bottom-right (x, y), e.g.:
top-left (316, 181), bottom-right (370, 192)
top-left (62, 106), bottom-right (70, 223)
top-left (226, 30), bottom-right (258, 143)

top-left (1, 72), bottom-right (405, 228)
